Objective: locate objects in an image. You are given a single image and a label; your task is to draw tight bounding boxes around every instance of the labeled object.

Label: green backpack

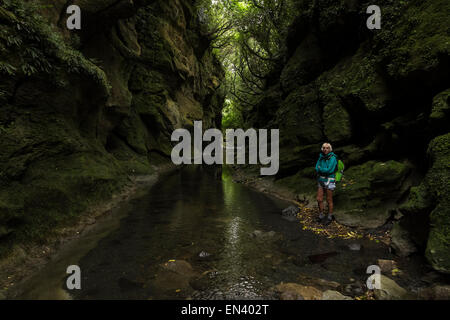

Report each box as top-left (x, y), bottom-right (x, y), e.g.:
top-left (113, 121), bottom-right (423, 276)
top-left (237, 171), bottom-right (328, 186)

top-left (335, 158), bottom-right (345, 182)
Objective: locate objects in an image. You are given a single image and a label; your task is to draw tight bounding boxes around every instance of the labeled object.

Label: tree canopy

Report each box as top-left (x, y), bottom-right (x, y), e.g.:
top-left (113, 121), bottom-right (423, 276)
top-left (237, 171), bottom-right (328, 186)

top-left (196, 0), bottom-right (298, 129)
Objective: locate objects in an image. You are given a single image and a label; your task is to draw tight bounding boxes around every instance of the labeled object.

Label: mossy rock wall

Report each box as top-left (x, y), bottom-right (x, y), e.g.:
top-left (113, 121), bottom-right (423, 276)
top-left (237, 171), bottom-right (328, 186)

top-left (0, 0), bottom-right (224, 255)
top-left (398, 133), bottom-right (450, 273)
top-left (247, 0), bottom-right (450, 272)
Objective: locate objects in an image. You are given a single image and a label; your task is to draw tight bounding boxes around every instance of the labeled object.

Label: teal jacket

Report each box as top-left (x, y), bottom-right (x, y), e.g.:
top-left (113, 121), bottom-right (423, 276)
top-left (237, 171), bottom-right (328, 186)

top-left (315, 152), bottom-right (337, 181)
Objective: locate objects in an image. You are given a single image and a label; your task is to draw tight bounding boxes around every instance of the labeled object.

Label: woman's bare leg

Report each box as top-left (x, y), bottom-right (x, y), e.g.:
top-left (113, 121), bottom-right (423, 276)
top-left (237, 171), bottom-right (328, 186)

top-left (326, 189), bottom-right (333, 215)
top-left (317, 187), bottom-right (324, 213)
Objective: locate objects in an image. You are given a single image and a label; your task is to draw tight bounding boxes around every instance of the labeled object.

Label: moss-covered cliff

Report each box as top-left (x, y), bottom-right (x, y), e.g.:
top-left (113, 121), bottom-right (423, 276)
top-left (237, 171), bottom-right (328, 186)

top-left (0, 0), bottom-right (224, 256)
top-left (246, 0), bottom-right (449, 272)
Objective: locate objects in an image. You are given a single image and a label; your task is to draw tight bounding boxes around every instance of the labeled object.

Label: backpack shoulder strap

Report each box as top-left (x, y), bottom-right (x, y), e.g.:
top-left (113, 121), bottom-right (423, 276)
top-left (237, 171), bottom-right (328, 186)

top-left (333, 154), bottom-right (339, 172)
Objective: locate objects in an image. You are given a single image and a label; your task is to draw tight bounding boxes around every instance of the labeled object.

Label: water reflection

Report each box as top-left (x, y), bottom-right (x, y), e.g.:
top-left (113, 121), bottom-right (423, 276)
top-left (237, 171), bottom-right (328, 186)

top-left (14, 166), bottom-right (405, 300)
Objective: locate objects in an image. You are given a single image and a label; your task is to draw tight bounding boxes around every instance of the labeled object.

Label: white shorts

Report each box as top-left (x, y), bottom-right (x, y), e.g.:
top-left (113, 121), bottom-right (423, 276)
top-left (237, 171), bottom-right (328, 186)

top-left (318, 178), bottom-right (336, 191)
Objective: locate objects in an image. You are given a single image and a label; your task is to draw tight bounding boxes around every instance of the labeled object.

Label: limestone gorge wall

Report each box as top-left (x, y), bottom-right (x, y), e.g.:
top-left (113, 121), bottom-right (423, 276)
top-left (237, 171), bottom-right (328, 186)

top-left (248, 0), bottom-right (449, 273)
top-left (0, 0), bottom-right (224, 254)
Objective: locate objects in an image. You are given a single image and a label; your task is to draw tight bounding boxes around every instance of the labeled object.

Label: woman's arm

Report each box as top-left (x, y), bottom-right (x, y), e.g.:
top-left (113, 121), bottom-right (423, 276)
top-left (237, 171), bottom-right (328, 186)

top-left (322, 156), bottom-right (337, 175)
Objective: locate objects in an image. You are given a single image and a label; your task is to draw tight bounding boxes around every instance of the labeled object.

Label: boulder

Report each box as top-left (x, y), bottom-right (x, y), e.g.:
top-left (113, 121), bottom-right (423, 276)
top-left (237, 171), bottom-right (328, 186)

top-left (296, 274), bottom-right (341, 291)
top-left (160, 259), bottom-right (193, 276)
top-left (322, 290), bottom-right (352, 300)
top-left (390, 223), bottom-right (417, 257)
top-left (273, 283), bottom-right (322, 300)
top-left (198, 251), bottom-right (211, 258)
top-left (343, 282), bottom-right (365, 296)
top-left (373, 275), bottom-right (411, 300)
top-left (348, 243), bottom-right (361, 251)
top-left (418, 284), bottom-right (450, 300)
top-left (333, 160), bottom-right (411, 229)
top-left (281, 205), bottom-right (300, 221)
top-left (398, 133), bottom-right (450, 273)
top-left (423, 133), bottom-right (450, 273)
top-left (377, 259), bottom-right (398, 273)
top-left (249, 230), bottom-right (282, 241)
top-left (189, 271), bottom-right (217, 291)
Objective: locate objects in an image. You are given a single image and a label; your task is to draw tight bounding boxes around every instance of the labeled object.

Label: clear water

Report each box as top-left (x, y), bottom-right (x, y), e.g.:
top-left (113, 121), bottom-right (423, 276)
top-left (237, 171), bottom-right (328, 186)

top-left (15, 166), bottom-right (425, 299)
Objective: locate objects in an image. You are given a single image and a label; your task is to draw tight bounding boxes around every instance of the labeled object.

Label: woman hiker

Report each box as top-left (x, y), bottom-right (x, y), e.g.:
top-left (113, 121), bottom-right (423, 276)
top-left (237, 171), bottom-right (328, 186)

top-left (315, 142), bottom-right (338, 226)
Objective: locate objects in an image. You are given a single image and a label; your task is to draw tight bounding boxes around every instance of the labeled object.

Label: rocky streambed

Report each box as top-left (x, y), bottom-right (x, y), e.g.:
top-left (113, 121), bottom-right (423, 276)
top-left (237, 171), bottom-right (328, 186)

top-left (7, 167), bottom-right (449, 300)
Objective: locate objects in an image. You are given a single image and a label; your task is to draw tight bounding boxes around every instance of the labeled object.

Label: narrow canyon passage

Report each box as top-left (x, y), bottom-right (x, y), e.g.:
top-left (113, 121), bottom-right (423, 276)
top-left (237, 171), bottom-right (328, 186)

top-left (1, 0), bottom-right (449, 302)
top-left (15, 167), bottom-right (425, 300)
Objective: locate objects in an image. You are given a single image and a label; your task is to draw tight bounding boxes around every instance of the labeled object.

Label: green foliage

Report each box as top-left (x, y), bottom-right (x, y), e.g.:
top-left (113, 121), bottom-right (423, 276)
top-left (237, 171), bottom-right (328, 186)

top-left (196, 0), bottom-right (298, 122)
top-left (221, 98), bottom-right (243, 129)
top-left (0, 0), bottom-right (110, 92)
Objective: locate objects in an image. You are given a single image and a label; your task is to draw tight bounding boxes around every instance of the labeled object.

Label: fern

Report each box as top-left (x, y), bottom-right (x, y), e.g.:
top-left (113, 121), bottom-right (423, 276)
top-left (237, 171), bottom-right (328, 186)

top-left (0, 0), bottom-right (111, 92)
top-left (0, 61), bottom-right (17, 75)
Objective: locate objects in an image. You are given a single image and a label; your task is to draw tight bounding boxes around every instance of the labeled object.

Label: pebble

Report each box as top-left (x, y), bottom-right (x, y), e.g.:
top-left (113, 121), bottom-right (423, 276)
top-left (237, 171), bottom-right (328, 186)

top-left (198, 251), bottom-right (211, 258)
top-left (348, 243), bottom-right (361, 251)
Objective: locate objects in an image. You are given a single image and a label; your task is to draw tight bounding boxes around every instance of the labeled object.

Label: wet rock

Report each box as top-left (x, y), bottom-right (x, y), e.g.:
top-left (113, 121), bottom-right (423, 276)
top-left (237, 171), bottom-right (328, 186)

top-left (322, 290), bottom-right (352, 300)
top-left (296, 274), bottom-right (341, 291)
top-left (280, 291), bottom-right (304, 300)
top-left (418, 284), bottom-right (450, 300)
top-left (198, 251), bottom-right (210, 258)
top-left (391, 223), bottom-right (417, 257)
top-left (273, 283), bottom-right (322, 300)
top-left (295, 194), bottom-right (309, 204)
top-left (399, 133), bottom-right (450, 273)
top-left (348, 243), bottom-right (361, 251)
top-left (281, 206), bottom-right (300, 221)
top-left (377, 259), bottom-right (397, 273)
top-left (189, 276), bottom-right (210, 291)
top-left (161, 260), bottom-right (193, 276)
top-left (343, 281), bottom-right (364, 296)
top-left (250, 230), bottom-right (263, 238)
top-left (333, 161), bottom-right (412, 229)
top-left (188, 270), bottom-right (218, 291)
top-left (353, 287), bottom-right (363, 294)
top-left (393, 209), bottom-right (403, 221)
top-left (153, 260), bottom-right (197, 293)
top-left (249, 230), bottom-right (282, 241)
top-left (266, 231), bottom-right (277, 237)
top-left (373, 275), bottom-right (411, 300)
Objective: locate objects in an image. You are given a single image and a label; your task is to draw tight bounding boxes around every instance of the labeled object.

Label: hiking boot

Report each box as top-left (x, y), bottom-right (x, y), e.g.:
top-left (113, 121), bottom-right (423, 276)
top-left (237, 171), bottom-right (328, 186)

top-left (317, 213), bottom-right (326, 223)
top-left (324, 215), bottom-right (334, 226)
